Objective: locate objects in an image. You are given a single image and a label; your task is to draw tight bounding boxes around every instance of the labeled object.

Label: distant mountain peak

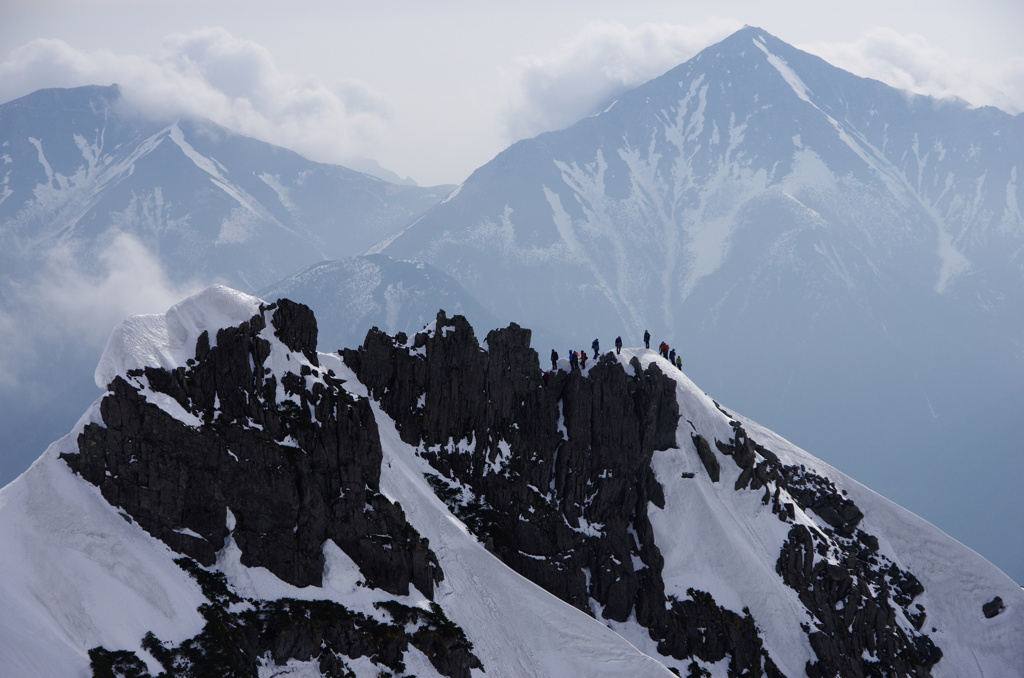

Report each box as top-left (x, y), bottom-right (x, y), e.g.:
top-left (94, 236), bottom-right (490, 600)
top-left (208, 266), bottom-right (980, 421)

top-left (372, 24), bottom-right (1024, 587)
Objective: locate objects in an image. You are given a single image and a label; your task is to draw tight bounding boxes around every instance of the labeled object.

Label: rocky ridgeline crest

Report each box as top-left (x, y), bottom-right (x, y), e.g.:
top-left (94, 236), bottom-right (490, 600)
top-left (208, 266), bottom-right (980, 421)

top-left (346, 310), bottom-right (942, 678)
top-left (61, 300), bottom-right (943, 677)
top-left (345, 311), bottom-right (783, 676)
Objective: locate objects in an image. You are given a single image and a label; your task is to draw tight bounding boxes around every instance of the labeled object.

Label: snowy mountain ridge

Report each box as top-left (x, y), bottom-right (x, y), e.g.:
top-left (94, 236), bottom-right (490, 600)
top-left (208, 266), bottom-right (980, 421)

top-left (0, 285), bottom-right (1019, 677)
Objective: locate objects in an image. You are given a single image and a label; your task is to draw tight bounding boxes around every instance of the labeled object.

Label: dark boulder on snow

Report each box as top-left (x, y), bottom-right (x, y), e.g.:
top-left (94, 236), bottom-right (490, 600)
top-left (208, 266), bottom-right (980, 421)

top-left (983, 596), bottom-right (1004, 618)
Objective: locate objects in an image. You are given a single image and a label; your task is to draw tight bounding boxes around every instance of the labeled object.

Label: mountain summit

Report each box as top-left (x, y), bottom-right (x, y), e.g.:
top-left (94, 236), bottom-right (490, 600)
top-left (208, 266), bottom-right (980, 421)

top-left (0, 286), bottom-right (1019, 677)
top-left (374, 27), bottom-right (1024, 581)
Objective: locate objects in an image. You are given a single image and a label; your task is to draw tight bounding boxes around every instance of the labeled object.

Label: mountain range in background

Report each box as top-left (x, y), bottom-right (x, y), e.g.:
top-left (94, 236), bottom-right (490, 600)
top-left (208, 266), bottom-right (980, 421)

top-left (0, 25), bottom-right (1021, 590)
top-left (374, 27), bottom-right (1024, 582)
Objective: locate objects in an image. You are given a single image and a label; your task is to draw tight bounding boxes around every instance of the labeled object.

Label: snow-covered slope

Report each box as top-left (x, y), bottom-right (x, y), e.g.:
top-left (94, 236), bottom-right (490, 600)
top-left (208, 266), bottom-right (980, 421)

top-left (0, 287), bottom-right (675, 678)
top-left (0, 286), bottom-right (1019, 677)
top-left (375, 27), bottom-right (1024, 582)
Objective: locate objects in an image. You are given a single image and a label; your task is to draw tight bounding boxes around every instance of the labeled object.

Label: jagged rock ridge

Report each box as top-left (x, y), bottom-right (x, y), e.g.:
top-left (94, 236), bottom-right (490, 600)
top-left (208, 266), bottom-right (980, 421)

top-left (1, 288), bottom-right (1020, 678)
top-left (345, 310), bottom-right (943, 677)
top-left (61, 294), bottom-right (478, 678)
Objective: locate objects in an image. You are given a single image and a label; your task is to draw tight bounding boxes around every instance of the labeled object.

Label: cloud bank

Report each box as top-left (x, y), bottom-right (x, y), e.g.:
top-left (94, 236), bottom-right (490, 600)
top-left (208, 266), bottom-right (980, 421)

top-left (801, 27), bottom-right (1024, 115)
top-left (500, 20), bottom-right (741, 142)
top-left (0, 233), bottom-right (204, 396)
top-left (0, 28), bottom-right (392, 170)
top-left (0, 23), bottom-right (1021, 190)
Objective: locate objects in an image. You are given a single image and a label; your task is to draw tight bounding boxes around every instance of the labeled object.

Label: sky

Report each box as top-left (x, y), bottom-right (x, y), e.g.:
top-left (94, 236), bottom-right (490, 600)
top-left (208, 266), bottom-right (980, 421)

top-left (1, 0), bottom-right (1022, 186)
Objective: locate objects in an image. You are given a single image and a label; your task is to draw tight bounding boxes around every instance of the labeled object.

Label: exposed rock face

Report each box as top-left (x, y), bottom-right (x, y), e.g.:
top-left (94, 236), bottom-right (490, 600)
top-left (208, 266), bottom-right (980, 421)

top-left (61, 302), bottom-right (946, 678)
top-left (62, 301), bottom-right (481, 678)
top-left (346, 311), bottom-right (943, 678)
top-left (66, 302), bottom-right (435, 594)
top-left (87, 557), bottom-right (481, 678)
top-left (345, 311), bottom-right (782, 677)
top-left (713, 415), bottom-right (941, 677)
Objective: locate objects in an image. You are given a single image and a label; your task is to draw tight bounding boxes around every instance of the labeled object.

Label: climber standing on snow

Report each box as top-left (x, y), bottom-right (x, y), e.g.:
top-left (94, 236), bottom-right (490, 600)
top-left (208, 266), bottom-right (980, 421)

top-left (615, 336), bottom-right (622, 354)
top-left (669, 347), bottom-right (676, 364)
top-left (569, 350), bottom-right (578, 370)
top-left (551, 349), bottom-right (559, 371)
top-left (644, 329), bottom-right (650, 349)
top-left (592, 338), bottom-right (600, 359)
top-left (581, 350), bottom-right (588, 369)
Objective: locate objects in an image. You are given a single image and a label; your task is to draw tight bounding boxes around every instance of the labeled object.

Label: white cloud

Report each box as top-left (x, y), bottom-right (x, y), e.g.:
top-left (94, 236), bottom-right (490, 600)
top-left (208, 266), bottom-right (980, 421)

top-left (500, 21), bottom-right (1024, 145)
top-left (0, 28), bottom-right (393, 168)
top-left (500, 20), bottom-right (742, 142)
top-left (29, 232), bottom-right (205, 344)
top-left (0, 232), bottom-right (205, 393)
top-left (799, 28), bottom-right (1024, 114)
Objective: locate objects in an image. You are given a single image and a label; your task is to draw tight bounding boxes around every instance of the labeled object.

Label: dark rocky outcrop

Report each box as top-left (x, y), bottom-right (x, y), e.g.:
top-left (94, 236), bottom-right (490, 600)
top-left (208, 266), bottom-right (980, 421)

top-left (88, 557), bottom-right (481, 678)
top-left (65, 302), bottom-right (437, 595)
top-left (64, 300), bottom-right (482, 677)
top-left (983, 596), bottom-right (1004, 619)
top-left (709, 420), bottom-right (941, 677)
top-left (345, 311), bottom-right (781, 677)
top-left (67, 302), bottom-right (946, 678)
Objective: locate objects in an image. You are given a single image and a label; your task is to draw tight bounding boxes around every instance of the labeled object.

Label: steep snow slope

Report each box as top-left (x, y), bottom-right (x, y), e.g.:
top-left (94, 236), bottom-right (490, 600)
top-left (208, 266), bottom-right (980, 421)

top-left (633, 350), bottom-right (1023, 677)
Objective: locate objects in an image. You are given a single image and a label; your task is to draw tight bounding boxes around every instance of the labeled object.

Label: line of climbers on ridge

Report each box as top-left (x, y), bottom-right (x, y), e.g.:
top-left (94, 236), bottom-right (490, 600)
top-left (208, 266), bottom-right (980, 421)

top-left (547, 328), bottom-right (684, 377)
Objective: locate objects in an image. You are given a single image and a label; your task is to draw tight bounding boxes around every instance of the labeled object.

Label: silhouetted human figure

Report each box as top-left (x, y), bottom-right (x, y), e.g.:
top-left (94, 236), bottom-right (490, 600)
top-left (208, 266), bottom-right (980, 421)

top-left (644, 330), bottom-right (650, 349)
top-left (615, 336), bottom-right (622, 354)
top-left (581, 351), bottom-right (588, 369)
top-left (551, 349), bottom-right (559, 371)
top-left (669, 348), bottom-right (676, 364)
top-left (592, 338), bottom-right (599, 359)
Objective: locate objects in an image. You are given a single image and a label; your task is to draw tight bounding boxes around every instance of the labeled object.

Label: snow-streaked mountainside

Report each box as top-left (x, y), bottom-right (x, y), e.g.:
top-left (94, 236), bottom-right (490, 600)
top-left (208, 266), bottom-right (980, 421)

top-left (0, 286), bottom-right (1020, 678)
top-left (375, 27), bottom-right (1024, 582)
top-left (0, 84), bottom-right (451, 291)
top-left (0, 84), bottom-right (451, 490)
